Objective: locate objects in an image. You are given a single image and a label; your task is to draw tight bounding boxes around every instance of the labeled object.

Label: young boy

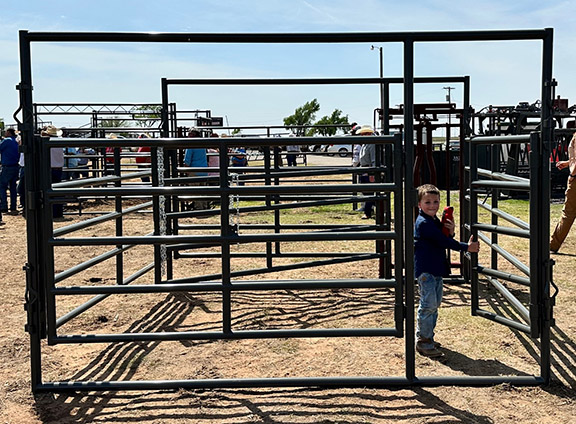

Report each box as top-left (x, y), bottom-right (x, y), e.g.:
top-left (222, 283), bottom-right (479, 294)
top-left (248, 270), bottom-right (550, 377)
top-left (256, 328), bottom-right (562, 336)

top-left (414, 184), bottom-right (480, 358)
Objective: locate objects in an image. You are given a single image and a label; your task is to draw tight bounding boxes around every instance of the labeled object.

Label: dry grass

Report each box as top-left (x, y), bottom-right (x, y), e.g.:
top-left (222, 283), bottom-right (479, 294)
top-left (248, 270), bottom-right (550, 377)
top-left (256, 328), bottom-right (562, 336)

top-left (1, 190), bottom-right (576, 423)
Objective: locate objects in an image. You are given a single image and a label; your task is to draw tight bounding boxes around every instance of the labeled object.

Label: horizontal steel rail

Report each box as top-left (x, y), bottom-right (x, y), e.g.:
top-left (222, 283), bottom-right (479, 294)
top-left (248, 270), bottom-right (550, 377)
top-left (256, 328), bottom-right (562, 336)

top-left (471, 180), bottom-right (531, 191)
top-left (467, 196), bottom-right (530, 230)
top-left (55, 262), bottom-right (155, 328)
top-left (53, 171), bottom-right (151, 189)
top-left (43, 134), bottom-right (397, 148)
top-left (165, 76), bottom-right (471, 86)
top-left (165, 253), bottom-right (384, 285)
top-left (474, 309), bottom-right (531, 334)
top-left (476, 231), bottom-right (530, 276)
top-left (486, 277), bottom-right (530, 323)
top-left (54, 202), bottom-right (153, 237)
top-left (51, 328), bottom-right (402, 344)
top-left (468, 134), bottom-right (532, 145)
top-left (476, 265), bottom-right (530, 286)
top-left (173, 251), bottom-right (376, 258)
top-left (52, 278), bottom-right (396, 295)
top-left (50, 232), bottom-right (397, 246)
top-left (472, 223), bottom-right (530, 238)
top-left (24, 29), bottom-right (550, 43)
top-left (474, 168), bottom-right (530, 183)
top-left (47, 183), bottom-right (397, 198)
top-left (54, 243), bottom-right (140, 283)
top-left (34, 375), bottom-right (545, 392)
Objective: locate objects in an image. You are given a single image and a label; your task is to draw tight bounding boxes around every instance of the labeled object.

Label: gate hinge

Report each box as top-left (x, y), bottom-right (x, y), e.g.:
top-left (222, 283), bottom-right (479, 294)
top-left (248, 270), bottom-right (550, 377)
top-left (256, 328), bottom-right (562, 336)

top-left (26, 191), bottom-right (43, 211)
top-left (544, 258), bottom-right (558, 326)
top-left (16, 83), bottom-right (33, 90)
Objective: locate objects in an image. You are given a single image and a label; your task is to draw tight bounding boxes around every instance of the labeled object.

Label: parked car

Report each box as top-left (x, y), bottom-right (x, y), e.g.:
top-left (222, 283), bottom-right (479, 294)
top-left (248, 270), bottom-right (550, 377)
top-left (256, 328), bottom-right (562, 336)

top-left (323, 144), bottom-right (353, 157)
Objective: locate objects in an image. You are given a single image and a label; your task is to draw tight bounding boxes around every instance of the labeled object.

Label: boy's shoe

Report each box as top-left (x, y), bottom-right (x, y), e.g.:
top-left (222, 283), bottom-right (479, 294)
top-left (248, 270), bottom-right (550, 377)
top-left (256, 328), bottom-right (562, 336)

top-left (416, 342), bottom-right (443, 358)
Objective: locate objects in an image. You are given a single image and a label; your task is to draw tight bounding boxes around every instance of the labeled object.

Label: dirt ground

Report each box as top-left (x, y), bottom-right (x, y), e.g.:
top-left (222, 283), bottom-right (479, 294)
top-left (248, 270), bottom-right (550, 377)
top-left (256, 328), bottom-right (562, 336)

top-left (1, 174), bottom-right (576, 423)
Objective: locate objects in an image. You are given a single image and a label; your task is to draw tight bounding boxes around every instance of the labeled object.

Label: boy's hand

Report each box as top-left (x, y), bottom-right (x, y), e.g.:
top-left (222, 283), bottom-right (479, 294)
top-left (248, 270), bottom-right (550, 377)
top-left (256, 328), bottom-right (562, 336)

top-left (467, 235), bottom-right (480, 253)
top-left (443, 218), bottom-right (455, 236)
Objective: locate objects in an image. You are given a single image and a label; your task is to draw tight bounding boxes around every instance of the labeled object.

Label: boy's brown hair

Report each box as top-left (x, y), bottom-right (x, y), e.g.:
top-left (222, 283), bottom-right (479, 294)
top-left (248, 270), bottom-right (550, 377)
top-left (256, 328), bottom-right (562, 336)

top-left (417, 184), bottom-right (440, 202)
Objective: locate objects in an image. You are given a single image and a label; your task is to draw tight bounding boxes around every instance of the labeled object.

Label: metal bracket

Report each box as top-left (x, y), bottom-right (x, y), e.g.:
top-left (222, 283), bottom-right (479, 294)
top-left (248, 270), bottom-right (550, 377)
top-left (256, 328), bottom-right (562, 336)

top-left (26, 191), bottom-right (43, 211)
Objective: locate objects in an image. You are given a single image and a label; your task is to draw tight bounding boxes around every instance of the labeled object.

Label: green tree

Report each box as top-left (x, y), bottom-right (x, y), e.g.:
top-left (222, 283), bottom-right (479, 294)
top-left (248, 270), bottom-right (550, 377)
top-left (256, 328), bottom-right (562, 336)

top-left (0, 118), bottom-right (4, 132)
top-left (133, 105), bottom-right (162, 128)
top-left (283, 99), bottom-right (320, 136)
top-left (99, 116), bottom-right (129, 128)
top-left (99, 116), bottom-right (130, 137)
top-left (312, 109), bottom-right (349, 136)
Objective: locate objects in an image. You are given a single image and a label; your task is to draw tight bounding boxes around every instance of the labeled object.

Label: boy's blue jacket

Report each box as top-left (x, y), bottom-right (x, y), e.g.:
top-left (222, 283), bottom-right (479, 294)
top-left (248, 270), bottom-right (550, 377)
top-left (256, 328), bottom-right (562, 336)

top-left (414, 209), bottom-right (468, 278)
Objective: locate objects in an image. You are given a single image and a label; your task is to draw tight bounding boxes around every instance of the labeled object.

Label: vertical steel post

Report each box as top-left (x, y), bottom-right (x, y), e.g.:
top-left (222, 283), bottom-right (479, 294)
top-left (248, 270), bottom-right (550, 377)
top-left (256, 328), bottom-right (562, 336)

top-left (264, 146), bottom-right (273, 268)
top-left (42, 137), bottom-right (58, 344)
top-left (403, 39), bottom-right (416, 382)
top-left (113, 145), bottom-right (123, 285)
top-left (490, 143), bottom-right (499, 271)
top-left (469, 138), bottom-right (479, 314)
top-left (383, 82), bottom-right (393, 279)
top-left (161, 80), bottom-right (175, 280)
top-left (220, 142), bottom-right (232, 333)
top-left (394, 133), bottom-right (405, 335)
top-left (151, 144), bottom-right (161, 283)
top-left (19, 30), bottom-right (44, 392)
top-left (538, 28), bottom-right (554, 384)
top-left (461, 76), bottom-right (471, 278)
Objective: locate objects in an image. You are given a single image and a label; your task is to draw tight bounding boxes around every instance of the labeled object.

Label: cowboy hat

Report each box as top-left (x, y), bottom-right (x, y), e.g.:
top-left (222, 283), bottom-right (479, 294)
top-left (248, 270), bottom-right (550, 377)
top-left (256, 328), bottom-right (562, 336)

top-left (41, 125), bottom-right (62, 137)
top-left (358, 125), bottom-right (374, 135)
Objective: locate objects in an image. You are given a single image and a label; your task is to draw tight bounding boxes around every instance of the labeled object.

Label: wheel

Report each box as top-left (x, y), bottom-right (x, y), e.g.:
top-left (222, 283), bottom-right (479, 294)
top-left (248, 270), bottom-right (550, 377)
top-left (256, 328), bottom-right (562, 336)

top-left (338, 148), bottom-right (349, 157)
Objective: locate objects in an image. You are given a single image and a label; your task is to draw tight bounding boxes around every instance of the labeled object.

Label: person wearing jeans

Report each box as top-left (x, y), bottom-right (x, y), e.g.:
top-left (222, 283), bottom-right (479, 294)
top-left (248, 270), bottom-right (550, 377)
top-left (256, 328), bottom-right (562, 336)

top-left (0, 128), bottom-right (20, 213)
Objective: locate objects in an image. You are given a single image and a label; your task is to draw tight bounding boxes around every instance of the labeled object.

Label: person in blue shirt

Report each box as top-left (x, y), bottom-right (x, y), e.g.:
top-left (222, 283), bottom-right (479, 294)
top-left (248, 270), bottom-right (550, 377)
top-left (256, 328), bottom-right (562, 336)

top-left (183, 129), bottom-right (208, 210)
top-left (414, 184), bottom-right (480, 358)
top-left (183, 129), bottom-right (207, 175)
top-left (0, 128), bottom-right (20, 214)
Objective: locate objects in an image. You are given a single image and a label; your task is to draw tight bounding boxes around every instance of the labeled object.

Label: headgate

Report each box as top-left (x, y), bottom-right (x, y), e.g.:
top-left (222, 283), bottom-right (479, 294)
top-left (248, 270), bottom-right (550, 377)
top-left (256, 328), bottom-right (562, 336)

top-left (17, 29), bottom-right (554, 392)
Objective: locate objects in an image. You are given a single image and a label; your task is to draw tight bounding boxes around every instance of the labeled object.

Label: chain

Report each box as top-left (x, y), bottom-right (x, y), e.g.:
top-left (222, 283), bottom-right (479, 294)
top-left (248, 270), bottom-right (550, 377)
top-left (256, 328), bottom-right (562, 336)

top-left (158, 147), bottom-right (167, 277)
top-left (230, 172), bottom-right (241, 234)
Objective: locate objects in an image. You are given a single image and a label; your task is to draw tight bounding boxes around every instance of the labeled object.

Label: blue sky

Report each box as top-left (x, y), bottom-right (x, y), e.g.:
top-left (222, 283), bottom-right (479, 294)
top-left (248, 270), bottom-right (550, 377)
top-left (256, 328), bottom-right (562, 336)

top-left (1, 0), bottom-right (575, 131)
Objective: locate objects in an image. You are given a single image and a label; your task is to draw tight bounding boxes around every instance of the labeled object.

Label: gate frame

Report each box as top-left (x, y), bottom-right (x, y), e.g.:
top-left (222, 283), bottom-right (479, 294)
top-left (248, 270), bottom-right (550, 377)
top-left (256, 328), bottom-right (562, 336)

top-left (17, 28), bottom-right (554, 392)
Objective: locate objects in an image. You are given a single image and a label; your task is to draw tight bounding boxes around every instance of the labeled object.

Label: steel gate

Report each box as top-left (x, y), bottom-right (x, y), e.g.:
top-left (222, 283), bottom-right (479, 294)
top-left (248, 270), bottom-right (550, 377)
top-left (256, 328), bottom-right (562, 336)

top-left (17, 29), bottom-right (554, 392)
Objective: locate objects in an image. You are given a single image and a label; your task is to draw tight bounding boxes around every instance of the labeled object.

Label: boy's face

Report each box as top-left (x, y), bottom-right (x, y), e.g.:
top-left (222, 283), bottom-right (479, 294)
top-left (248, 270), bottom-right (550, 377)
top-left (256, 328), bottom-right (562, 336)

top-left (418, 193), bottom-right (440, 217)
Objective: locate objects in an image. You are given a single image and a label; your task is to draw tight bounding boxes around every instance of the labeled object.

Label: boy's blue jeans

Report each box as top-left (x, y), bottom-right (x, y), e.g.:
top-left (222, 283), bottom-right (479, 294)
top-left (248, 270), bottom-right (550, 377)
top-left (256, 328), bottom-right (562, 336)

top-left (416, 273), bottom-right (444, 349)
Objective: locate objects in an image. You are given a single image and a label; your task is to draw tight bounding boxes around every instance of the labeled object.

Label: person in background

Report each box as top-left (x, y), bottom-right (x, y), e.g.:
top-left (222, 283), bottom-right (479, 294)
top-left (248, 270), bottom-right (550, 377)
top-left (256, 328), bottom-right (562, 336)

top-left (136, 134), bottom-right (152, 183)
top-left (230, 145), bottom-right (248, 186)
top-left (63, 146), bottom-right (79, 180)
top-left (286, 143), bottom-right (299, 166)
top-left (183, 128), bottom-right (207, 174)
top-left (76, 146), bottom-right (94, 179)
top-left (358, 125), bottom-right (376, 219)
top-left (41, 125), bottom-right (65, 219)
top-left (183, 128), bottom-right (208, 210)
top-left (550, 131), bottom-right (576, 253)
top-left (17, 133), bottom-right (25, 216)
top-left (0, 128), bottom-right (20, 214)
top-left (207, 133), bottom-right (220, 184)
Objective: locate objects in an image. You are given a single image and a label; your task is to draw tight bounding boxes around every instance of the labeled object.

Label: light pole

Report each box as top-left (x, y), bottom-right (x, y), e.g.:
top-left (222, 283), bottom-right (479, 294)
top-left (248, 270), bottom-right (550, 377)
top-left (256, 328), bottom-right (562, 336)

top-left (371, 45), bottom-right (383, 78)
top-left (371, 45), bottom-right (385, 133)
top-left (443, 86), bottom-right (455, 205)
top-left (443, 86), bottom-right (455, 140)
